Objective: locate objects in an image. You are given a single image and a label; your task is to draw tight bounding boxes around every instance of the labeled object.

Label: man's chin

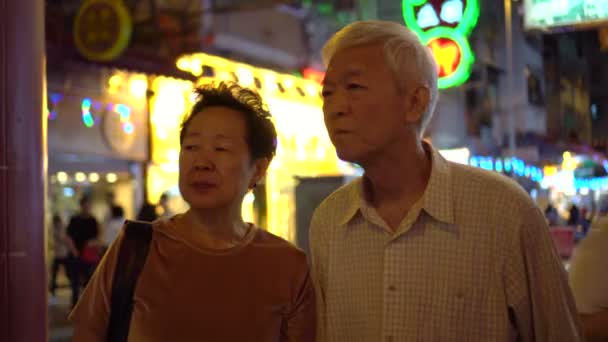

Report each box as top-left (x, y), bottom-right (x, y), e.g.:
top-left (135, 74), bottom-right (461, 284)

top-left (335, 149), bottom-right (363, 164)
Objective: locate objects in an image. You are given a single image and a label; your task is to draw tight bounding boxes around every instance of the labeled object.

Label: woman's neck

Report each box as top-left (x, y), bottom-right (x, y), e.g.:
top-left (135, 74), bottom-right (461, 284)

top-left (183, 208), bottom-right (249, 242)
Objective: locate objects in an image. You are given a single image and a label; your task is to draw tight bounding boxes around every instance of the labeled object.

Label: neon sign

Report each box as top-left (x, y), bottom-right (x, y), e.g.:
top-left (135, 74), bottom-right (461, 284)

top-left (402, 0), bottom-right (479, 89)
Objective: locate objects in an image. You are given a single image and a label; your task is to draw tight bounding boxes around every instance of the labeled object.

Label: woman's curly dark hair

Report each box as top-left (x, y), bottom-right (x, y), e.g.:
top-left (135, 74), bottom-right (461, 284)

top-left (180, 82), bottom-right (277, 161)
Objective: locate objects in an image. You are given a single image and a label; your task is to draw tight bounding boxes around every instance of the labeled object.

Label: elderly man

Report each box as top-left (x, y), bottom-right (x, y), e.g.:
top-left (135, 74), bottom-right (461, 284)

top-left (310, 20), bottom-right (582, 341)
top-left (569, 195), bottom-right (608, 341)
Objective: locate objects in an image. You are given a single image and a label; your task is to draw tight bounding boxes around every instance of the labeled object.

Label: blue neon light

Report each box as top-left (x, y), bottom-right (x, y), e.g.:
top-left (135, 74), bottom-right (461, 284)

top-left (495, 160), bottom-right (503, 172)
top-left (123, 122), bottom-right (134, 134)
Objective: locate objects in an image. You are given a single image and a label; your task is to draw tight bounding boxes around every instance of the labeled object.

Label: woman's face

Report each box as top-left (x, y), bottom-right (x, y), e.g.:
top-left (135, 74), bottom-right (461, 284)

top-left (178, 106), bottom-right (268, 211)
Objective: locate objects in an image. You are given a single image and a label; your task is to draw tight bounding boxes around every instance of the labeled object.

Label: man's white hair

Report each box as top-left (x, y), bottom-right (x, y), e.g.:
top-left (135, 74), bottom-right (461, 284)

top-left (322, 20), bottom-right (439, 136)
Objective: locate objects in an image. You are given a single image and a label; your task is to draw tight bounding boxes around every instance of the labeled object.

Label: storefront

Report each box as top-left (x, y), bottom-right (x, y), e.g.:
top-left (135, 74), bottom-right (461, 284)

top-left (146, 52), bottom-right (361, 244)
top-left (47, 64), bottom-right (149, 225)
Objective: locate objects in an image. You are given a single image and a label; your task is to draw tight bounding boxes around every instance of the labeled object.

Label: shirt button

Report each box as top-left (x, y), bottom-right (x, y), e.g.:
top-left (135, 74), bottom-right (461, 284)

top-left (388, 285), bottom-right (396, 291)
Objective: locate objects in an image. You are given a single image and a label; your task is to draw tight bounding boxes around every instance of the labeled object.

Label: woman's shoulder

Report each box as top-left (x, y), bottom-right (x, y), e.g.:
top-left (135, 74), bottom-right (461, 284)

top-left (251, 229), bottom-right (308, 260)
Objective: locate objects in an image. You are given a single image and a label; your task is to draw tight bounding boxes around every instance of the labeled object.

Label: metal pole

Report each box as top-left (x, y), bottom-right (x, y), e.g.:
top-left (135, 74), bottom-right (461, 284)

top-left (505, 0), bottom-right (516, 156)
top-left (0, 0), bottom-right (47, 340)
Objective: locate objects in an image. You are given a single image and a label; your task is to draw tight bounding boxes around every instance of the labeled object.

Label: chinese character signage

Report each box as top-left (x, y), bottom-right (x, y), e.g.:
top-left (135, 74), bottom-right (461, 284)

top-left (402, 0), bottom-right (479, 89)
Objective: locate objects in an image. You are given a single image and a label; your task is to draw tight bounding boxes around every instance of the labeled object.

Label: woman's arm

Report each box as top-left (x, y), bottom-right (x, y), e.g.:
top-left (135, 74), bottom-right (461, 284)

top-left (283, 267), bottom-right (316, 342)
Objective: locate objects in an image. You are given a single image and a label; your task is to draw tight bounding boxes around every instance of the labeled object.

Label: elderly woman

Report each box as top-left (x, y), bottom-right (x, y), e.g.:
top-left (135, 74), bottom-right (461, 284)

top-left (70, 82), bottom-right (316, 341)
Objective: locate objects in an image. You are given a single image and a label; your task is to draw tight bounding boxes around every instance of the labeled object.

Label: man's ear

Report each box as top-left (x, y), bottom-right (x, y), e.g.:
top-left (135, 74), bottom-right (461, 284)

top-left (249, 157), bottom-right (270, 189)
top-left (404, 86), bottom-right (430, 126)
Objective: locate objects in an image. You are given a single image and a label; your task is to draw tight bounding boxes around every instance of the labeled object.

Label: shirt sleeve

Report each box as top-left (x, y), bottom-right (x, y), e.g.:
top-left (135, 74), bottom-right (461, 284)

top-left (283, 264), bottom-right (317, 342)
top-left (309, 209), bottom-right (328, 342)
top-left (504, 205), bottom-right (584, 341)
top-left (69, 227), bottom-right (125, 341)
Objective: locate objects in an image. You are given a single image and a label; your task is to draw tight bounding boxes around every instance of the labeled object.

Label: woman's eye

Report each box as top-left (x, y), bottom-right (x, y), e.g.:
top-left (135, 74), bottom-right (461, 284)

top-left (321, 89), bottom-right (333, 97)
top-left (184, 145), bottom-right (198, 151)
top-left (215, 147), bottom-right (229, 152)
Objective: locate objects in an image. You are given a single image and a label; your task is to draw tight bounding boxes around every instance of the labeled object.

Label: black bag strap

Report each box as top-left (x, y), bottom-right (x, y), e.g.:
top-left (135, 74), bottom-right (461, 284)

top-left (106, 220), bottom-right (153, 342)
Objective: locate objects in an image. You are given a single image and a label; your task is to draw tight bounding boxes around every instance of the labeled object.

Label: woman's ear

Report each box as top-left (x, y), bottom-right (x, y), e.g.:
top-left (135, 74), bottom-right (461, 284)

top-left (249, 157), bottom-right (270, 189)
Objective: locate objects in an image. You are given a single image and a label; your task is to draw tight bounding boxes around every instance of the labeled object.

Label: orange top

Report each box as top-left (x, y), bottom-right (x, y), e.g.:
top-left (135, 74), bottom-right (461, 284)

top-left (69, 215), bottom-right (316, 341)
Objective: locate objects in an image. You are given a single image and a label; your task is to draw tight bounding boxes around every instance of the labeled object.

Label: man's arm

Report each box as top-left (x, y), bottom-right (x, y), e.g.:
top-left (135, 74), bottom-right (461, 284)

top-left (505, 205), bottom-right (584, 341)
top-left (65, 218), bottom-right (79, 257)
top-left (580, 310), bottom-right (608, 342)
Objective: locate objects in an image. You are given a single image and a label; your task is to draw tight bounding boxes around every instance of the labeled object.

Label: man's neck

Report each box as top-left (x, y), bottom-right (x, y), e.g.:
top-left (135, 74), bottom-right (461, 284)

top-left (362, 139), bottom-right (432, 209)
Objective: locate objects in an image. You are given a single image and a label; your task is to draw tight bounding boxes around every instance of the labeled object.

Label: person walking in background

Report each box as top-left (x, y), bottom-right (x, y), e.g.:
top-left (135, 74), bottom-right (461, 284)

top-left (569, 194), bottom-right (608, 342)
top-left (136, 201), bottom-right (159, 222)
top-left (66, 196), bottom-right (100, 308)
top-left (309, 20), bottom-right (582, 341)
top-left (157, 192), bottom-right (174, 219)
top-left (49, 214), bottom-right (69, 299)
top-left (70, 82), bottom-right (315, 341)
top-left (568, 203), bottom-right (581, 226)
top-left (101, 205), bottom-right (124, 255)
top-left (545, 203), bottom-right (561, 226)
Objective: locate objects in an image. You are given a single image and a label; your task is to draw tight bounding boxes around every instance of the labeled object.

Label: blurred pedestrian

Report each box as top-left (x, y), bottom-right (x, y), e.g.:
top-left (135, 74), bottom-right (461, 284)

top-left (49, 214), bottom-right (69, 298)
top-left (569, 194), bottom-right (608, 342)
top-left (136, 201), bottom-right (158, 222)
top-left (101, 205), bottom-right (124, 255)
top-left (568, 203), bottom-right (580, 226)
top-left (66, 196), bottom-right (100, 307)
top-left (310, 20), bottom-right (583, 341)
top-left (70, 82), bottom-right (315, 341)
top-left (157, 192), bottom-right (173, 218)
top-left (545, 203), bottom-right (561, 226)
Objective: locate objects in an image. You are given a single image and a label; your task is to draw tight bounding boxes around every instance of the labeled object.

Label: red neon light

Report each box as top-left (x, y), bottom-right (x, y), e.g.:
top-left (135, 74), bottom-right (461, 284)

top-left (428, 37), bottom-right (461, 77)
top-left (302, 67), bottom-right (325, 84)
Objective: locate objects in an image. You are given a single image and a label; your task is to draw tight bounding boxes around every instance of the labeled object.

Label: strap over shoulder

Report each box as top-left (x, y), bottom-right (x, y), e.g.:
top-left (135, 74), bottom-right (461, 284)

top-left (106, 220), bottom-right (153, 342)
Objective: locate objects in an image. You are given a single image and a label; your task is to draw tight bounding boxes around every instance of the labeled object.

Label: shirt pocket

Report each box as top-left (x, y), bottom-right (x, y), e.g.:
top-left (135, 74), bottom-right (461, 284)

top-left (416, 285), bottom-right (488, 342)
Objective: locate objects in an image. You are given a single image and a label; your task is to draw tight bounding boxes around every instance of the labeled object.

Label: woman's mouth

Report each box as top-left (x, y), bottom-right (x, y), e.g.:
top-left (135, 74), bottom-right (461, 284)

top-left (190, 181), bottom-right (217, 192)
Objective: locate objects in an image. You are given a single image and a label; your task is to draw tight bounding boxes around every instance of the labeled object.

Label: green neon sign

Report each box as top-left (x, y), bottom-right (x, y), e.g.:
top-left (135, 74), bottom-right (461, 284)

top-left (402, 0), bottom-right (480, 89)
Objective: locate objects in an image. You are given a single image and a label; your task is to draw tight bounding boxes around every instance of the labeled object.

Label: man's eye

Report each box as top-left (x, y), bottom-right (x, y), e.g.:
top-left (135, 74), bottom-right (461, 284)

top-left (215, 147), bottom-right (229, 152)
top-left (321, 89), bottom-right (333, 97)
top-left (184, 145), bottom-right (198, 151)
top-left (347, 83), bottom-right (365, 90)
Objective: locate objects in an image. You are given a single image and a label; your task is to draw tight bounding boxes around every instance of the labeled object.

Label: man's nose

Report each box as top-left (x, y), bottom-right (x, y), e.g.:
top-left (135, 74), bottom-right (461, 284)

top-left (323, 91), bottom-right (348, 118)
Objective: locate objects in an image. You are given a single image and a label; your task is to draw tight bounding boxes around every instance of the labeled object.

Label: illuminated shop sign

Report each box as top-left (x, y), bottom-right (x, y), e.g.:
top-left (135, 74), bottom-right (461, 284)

top-left (402, 0), bottom-right (479, 88)
top-left (469, 155), bottom-right (544, 183)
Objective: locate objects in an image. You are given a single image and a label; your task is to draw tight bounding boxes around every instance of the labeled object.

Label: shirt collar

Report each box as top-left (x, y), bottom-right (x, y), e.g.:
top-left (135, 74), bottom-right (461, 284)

top-left (421, 143), bottom-right (455, 225)
top-left (338, 141), bottom-right (455, 226)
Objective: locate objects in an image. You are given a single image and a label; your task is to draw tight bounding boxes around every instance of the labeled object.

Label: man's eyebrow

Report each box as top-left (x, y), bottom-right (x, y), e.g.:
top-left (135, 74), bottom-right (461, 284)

top-left (322, 69), bottom-right (365, 86)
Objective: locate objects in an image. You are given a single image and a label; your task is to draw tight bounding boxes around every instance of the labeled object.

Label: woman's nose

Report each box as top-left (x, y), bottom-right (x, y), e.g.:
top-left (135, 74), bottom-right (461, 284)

top-left (194, 154), bottom-right (214, 171)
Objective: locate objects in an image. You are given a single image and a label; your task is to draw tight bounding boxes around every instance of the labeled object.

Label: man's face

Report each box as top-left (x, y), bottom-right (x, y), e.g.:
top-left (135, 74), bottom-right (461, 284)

top-left (322, 43), bottom-right (416, 165)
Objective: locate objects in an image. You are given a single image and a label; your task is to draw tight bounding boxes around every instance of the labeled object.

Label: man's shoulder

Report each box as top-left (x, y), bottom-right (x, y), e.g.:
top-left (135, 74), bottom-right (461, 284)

top-left (310, 179), bottom-right (359, 233)
top-left (313, 179), bottom-right (359, 217)
top-left (449, 161), bottom-right (533, 203)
